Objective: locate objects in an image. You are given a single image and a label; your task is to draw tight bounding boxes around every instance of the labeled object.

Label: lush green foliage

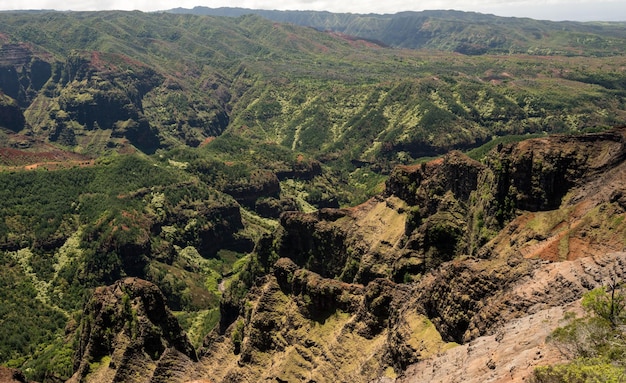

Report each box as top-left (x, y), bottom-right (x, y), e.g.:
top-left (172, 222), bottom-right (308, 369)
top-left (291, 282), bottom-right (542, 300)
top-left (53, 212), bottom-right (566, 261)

top-left (0, 154), bottom-right (250, 378)
top-left (534, 357), bottom-right (626, 383)
top-left (0, 252), bottom-right (69, 379)
top-left (0, 155), bottom-right (181, 250)
top-left (582, 285), bottom-right (626, 327)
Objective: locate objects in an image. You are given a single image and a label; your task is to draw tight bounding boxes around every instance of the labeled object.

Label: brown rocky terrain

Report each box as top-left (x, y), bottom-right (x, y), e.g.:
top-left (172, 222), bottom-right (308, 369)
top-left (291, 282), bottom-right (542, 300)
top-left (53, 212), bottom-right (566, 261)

top-left (0, 132), bottom-right (93, 170)
top-left (0, 366), bottom-right (34, 383)
top-left (68, 127), bottom-right (626, 382)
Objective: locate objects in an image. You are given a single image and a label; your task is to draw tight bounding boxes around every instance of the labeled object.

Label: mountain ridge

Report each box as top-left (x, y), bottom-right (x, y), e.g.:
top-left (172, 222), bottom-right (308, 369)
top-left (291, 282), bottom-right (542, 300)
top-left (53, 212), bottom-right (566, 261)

top-left (168, 7), bottom-right (626, 56)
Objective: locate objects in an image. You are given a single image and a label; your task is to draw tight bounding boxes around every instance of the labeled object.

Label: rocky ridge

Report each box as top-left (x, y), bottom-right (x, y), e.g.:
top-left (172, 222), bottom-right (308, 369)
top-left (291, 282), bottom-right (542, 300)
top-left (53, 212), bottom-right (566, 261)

top-left (199, 128), bottom-right (626, 382)
top-left (68, 277), bottom-right (197, 383)
top-left (68, 128), bottom-right (626, 382)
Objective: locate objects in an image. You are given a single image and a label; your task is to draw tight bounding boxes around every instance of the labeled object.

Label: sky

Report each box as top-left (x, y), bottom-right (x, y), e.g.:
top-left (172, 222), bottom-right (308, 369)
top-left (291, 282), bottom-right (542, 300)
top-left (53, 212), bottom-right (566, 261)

top-left (1, 0), bottom-right (625, 22)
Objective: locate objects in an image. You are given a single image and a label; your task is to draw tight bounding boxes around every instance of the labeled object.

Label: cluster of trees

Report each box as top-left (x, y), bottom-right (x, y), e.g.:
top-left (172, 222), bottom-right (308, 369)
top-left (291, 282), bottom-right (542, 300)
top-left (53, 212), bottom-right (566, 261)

top-left (534, 283), bottom-right (626, 382)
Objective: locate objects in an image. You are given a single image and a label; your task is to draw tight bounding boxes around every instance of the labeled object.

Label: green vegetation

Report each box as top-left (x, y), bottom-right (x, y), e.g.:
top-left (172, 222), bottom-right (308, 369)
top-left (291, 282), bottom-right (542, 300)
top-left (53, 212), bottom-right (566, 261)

top-left (533, 285), bottom-right (626, 382)
top-left (465, 133), bottom-right (546, 161)
top-left (0, 251), bottom-right (71, 380)
top-left (179, 8), bottom-right (626, 57)
top-left (1, 11), bottom-right (624, 191)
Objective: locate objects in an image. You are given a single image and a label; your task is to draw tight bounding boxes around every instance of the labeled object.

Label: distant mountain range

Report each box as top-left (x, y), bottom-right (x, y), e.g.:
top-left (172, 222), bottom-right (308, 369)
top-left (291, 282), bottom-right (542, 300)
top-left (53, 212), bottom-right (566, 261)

top-left (168, 7), bottom-right (626, 55)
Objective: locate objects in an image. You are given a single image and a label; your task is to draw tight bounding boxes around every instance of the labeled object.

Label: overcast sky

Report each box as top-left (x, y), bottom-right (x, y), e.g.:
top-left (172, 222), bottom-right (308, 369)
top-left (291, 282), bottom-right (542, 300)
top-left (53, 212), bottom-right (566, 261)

top-left (1, 0), bottom-right (625, 22)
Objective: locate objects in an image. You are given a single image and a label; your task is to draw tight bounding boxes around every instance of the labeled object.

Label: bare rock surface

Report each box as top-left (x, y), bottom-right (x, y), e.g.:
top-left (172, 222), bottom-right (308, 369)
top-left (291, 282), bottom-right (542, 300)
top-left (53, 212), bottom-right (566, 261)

top-left (398, 304), bottom-right (578, 383)
top-left (400, 252), bottom-right (626, 383)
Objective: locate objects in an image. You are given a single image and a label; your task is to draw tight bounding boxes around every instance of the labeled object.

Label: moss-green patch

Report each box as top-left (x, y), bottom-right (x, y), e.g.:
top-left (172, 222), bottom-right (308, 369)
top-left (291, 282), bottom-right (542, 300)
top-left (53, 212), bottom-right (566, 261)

top-left (465, 133), bottom-right (546, 161)
top-left (534, 358), bottom-right (626, 383)
top-left (175, 308), bottom-right (220, 348)
top-left (527, 207), bottom-right (574, 235)
top-left (558, 230), bottom-right (570, 260)
top-left (239, 208), bottom-right (280, 236)
top-left (279, 179), bottom-right (318, 213)
top-left (384, 366), bottom-right (398, 379)
top-left (86, 355), bottom-right (111, 379)
top-left (405, 312), bottom-right (457, 358)
top-left (309, 311), bottom-right (351, 338)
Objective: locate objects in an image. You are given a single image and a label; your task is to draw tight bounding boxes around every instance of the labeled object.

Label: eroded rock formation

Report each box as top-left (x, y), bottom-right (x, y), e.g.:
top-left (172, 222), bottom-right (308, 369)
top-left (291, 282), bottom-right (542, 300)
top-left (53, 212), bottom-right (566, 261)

top-left (69, 278), bottom-right (197, 383)
top-left (68, 127), bottom-right (626, 382)
top-left (197, 127), bottom-right (626, 382)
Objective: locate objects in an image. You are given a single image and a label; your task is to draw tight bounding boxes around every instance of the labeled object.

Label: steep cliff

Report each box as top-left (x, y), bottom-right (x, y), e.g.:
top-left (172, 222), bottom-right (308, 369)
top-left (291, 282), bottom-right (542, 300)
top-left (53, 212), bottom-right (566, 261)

top-left (193, 127), bottom-right (626, 382)
top-left (69, 278), bottom-right (197, 383)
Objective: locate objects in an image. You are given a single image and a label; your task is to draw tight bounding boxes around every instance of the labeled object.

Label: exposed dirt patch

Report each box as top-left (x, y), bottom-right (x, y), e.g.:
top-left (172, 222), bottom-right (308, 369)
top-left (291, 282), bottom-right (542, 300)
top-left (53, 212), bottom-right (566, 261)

top-left (399, 303), bottom-right (581, 383)
top-left (0, 147), bottom-right (93, 171)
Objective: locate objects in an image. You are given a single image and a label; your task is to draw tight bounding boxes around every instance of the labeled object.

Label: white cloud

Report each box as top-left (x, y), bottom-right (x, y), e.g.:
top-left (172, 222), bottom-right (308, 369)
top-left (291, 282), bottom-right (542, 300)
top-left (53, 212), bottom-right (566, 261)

top-left (0, 0), bottom-right (624, 21)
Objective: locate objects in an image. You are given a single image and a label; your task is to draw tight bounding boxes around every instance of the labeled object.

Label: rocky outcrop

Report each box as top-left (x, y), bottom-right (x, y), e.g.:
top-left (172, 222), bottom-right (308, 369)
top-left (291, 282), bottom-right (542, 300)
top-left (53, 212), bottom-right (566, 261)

top-left (481, 128), bottom-right (626, 223)
top-left (199, 258), bottom-right (409, 383)
top-left (69, 278), bottom-right (197, 383)
top-left (399, 252), bottom-right (626, 382)
top-left (222, 169), bottom-right (280, 209)
top-left (397, 304), bottom-right (577, 383)
top-left (385, 151), bottom-right (484, 210)
top-left (53, 52), bottom-right (162, 153)
top-left (164, 200), bottom-right (250, 257)
top-left (254, 196), bottom-right (298, 218)
top-left (274, 158), bottom-right (322, 180)
top-left (274, 210), bottom-right (352, 279)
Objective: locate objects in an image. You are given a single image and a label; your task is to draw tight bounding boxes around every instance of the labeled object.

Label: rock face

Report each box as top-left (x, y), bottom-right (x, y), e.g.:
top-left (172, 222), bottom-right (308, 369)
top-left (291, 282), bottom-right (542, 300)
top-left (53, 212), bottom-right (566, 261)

top-left (397, 304), bottom-right (577, 383)
top-left (194, 127), bottom-right (626, 382)
top-left (0, 95), bottom-right (25, 132)
top-left (0, 44), bottom-right (164, 153)
top-left (69, 278), bottom-right (197, 383)
top-left (0, 43), bottom-right (52, 108)
top-left (0, 33), bottom-right (235, 155)
top-left (400, 252), bottom-right (626, 383)
top-left (222, 170), bottom-right (281, 209)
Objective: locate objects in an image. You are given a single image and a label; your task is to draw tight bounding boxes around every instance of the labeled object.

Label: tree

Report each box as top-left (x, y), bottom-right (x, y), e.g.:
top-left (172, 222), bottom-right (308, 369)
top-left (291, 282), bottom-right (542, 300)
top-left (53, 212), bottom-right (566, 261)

top-left (582, 280), bottom-right (626, 328)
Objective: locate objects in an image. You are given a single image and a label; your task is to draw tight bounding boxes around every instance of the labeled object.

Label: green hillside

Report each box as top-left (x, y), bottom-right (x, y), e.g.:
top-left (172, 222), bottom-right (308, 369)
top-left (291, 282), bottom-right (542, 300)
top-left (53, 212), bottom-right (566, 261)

top-left (0, 9), bottom-right (625, 381)
top-left (1, 10), bottom-right (625, 201)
